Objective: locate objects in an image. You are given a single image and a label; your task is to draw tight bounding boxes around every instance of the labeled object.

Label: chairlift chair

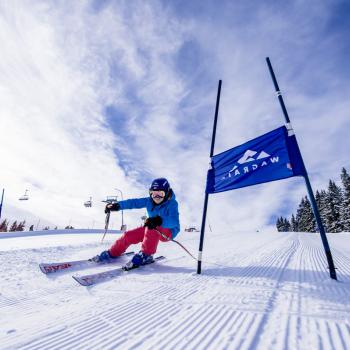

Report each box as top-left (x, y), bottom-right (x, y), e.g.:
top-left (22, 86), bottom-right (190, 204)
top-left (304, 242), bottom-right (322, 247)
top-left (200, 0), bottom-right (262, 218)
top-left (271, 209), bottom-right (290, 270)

top-left (19, 190), bottom-right (29, 201)
top-left (102, 195), bottom-right (118, 204)
top-left (84, 197), bottom-right (92, 207)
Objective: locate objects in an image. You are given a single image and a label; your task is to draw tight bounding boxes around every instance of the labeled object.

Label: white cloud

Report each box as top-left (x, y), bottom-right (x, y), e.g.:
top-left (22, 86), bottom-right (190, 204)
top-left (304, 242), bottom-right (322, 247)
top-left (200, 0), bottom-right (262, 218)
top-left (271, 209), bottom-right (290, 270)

top-left (0, 1), bottom-right (144, 229)
top-left (0, 0), bottom-right (349, 236)
top-left (168, 0), bottom-right (350, 232)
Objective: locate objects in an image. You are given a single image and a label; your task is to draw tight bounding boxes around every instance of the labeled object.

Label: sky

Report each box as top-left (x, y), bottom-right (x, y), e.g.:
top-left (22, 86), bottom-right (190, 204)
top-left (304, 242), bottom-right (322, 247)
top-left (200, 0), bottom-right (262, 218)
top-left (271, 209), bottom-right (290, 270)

top-left (0, 0), bottom-right (349, 232)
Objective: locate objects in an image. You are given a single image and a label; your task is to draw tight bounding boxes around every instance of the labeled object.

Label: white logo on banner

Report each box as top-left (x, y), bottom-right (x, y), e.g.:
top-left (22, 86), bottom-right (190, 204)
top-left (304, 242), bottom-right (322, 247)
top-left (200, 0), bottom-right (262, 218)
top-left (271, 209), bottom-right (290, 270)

top-left (237, 150), bottom-right (270, 164)
top-left (222, 149), bottom-right (280, 180)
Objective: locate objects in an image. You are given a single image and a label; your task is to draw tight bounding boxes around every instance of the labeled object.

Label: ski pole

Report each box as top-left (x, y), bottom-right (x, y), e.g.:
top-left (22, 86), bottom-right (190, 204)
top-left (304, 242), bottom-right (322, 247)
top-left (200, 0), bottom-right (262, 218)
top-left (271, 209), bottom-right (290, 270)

top-left (155, 229), bottom-right (198, 261)
top-left (101, 211), bottom-right (110, 242)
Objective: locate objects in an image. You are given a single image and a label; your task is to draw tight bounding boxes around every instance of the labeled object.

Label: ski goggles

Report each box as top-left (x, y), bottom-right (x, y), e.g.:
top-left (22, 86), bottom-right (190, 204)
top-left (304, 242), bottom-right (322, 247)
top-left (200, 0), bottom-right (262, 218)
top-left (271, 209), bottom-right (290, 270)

top-left (149, 190), bottom-right (166, 198)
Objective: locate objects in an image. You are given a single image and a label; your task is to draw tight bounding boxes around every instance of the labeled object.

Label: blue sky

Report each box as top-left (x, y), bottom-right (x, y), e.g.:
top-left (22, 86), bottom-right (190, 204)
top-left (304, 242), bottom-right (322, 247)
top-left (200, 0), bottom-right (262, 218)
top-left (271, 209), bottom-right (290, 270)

top-left (0, 0), bottom-right (349, 232)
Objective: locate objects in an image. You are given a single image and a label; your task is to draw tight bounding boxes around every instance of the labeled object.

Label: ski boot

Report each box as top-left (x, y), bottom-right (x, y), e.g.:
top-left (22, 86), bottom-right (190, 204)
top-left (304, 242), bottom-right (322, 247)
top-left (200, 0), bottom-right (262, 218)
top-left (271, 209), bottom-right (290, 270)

top-left (123, 251), bottom-right (154, 270)
top-left (92, 250), bottom-right (118, 263)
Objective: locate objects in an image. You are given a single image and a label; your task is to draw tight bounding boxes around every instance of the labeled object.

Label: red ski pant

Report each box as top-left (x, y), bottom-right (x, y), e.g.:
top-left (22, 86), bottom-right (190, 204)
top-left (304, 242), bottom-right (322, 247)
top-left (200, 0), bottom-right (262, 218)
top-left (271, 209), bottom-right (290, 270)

top-left (109, 226), bottom-right (172, 256)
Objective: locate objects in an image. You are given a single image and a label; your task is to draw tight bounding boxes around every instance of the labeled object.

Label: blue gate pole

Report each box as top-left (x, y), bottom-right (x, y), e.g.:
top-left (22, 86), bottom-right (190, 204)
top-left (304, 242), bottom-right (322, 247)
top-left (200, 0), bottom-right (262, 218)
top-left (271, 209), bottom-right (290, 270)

top-left (197, 80), bottom-right (222, 274)
top-left (266, 57), bottom-right (337, 280)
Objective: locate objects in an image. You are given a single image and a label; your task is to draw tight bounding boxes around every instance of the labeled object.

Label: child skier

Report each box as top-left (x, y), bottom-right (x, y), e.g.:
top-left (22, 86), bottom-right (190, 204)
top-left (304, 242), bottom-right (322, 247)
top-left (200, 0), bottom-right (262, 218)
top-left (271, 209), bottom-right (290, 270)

top-left (96, 178), bottom-right (180, 267)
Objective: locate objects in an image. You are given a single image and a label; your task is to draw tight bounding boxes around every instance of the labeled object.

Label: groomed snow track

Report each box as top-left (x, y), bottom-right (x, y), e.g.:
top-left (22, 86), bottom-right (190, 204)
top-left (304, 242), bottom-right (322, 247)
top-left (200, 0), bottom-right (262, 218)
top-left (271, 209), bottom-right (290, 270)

top-left (1, 230), bottom-right (350, 349)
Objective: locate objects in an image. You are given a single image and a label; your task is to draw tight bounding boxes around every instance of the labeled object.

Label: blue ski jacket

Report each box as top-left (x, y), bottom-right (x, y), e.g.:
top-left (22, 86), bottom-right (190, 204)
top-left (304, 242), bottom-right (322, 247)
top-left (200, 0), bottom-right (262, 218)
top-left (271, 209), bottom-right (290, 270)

top-left (118, 191), bottom-right (180, 238)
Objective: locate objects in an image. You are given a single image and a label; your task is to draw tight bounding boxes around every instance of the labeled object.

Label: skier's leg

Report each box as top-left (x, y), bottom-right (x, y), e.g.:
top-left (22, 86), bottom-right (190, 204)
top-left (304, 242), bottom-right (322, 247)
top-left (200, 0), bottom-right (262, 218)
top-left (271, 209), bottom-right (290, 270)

top-left (141, 227), bottom-right (172, 255)
top-left (109, 227), bottom-right (145, 257)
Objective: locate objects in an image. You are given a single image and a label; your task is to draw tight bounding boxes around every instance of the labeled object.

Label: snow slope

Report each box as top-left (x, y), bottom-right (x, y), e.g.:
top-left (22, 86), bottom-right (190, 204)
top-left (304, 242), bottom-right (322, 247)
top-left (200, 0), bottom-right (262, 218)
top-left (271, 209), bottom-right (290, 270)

top-left (0, 229), bottom-right (349, 350)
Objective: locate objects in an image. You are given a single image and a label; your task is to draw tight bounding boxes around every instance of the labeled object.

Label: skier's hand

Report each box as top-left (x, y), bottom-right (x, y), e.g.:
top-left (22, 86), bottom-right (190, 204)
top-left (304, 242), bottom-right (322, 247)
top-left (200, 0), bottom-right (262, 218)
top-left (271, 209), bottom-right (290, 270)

top-left (104, 202), bottom-right (120, 214)
top-left (144, 215), bottom-right (163, 229)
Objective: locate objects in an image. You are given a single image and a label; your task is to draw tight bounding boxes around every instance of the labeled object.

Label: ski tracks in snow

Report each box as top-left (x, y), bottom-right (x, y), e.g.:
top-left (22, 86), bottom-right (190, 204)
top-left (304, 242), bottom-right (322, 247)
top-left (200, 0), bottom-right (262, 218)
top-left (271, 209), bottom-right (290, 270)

top-left (1, 231), bottom-right (350, 349)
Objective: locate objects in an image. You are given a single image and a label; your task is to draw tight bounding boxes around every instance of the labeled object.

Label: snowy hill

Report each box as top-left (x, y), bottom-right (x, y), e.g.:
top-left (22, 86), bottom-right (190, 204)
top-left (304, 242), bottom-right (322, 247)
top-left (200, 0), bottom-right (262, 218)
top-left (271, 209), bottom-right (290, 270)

top-left (1, 229), bottom-right (350, 350)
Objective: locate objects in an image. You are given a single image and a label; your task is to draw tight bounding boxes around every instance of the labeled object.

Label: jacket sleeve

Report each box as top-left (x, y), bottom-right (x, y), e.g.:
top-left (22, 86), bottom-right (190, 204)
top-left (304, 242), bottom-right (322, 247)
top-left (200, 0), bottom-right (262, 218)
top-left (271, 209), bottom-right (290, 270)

top-left (118, 197), bottom-right (149, 210)
top-left (161, 200), bottom-right (180, 237)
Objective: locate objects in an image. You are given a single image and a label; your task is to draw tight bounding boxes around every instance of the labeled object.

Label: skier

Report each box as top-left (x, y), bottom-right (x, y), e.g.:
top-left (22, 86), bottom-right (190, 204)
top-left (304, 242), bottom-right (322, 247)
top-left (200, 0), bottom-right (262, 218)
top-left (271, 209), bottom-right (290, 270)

top-left (96, 178), bottom-right (180, 267)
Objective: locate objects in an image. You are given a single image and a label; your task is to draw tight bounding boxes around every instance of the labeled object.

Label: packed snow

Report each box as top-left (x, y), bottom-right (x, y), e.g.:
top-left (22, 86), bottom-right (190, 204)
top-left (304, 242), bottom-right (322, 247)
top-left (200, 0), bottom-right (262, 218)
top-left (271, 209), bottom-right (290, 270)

top-left (1, 229), bottom-right (349, 350)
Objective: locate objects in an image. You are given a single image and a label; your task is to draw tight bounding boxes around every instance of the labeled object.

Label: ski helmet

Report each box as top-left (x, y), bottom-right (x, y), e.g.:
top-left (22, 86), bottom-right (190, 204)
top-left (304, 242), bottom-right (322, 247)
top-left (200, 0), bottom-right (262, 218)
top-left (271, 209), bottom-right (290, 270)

top-left (149, 178), bottom-right (170, 194)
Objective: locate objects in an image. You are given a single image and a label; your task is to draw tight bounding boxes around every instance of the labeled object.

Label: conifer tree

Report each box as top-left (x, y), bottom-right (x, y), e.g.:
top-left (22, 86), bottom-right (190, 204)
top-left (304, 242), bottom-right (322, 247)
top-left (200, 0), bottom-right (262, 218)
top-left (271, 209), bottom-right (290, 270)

top-left (325, 180), bottom-right (343, 232)
top-left (340, 167), bottom-right (350, 231)
top-left (0, 219), bottom-right (8, 232)
top-left (9, 221), bottom-right (18, 232)
top-left (290, 214), bottom-right (298, 232)
top-left (280, 167), bottom-right (350, 234)
top-left (16, 220), bottom-right (26, 231)
top-left (283, 218), bottom-right (291, 231)
top-left (276, 216), bottom-right (291, 232)
top-left (303, 196), bottom-right (316, 232)
top-left (295, 196), bottom-right (315, 232)
top-left (276, 217), bottom-right (283, 231)
top-left (316, 190), bottom-right (328, 231)
top-left (295, 197), bottom-right (305, 232)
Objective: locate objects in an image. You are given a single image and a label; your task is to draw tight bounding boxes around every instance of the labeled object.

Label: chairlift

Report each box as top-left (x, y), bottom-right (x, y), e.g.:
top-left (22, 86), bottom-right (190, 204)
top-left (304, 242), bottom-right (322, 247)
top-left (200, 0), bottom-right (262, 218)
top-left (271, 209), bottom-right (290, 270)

top-left (84, 197), bottom-right (92, 207)
top-left (185, 226), bottom-right (199, 232)
top-left (19, 189), bottom-right (29, 201)
top-left (102, 195), bottom-right (118, 204)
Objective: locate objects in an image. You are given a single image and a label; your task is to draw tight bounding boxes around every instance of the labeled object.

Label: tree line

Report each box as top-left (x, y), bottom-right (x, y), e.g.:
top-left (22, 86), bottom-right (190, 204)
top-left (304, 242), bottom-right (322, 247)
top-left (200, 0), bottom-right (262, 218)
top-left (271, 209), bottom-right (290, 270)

top-left (0, 219), bottom-right (74, 232)
top-left (276, 167), bottom-right (350, 232)
top-left (0, 220), bottom-right (27, 232)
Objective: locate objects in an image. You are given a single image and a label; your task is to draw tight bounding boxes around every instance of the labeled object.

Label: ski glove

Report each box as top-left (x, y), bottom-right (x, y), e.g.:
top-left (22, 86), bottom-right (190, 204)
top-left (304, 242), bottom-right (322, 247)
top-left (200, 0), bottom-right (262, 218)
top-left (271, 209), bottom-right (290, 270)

top-left (144, 215), bottom-right (163, 229)
top-left (105, 202), bottom-right (120, 214)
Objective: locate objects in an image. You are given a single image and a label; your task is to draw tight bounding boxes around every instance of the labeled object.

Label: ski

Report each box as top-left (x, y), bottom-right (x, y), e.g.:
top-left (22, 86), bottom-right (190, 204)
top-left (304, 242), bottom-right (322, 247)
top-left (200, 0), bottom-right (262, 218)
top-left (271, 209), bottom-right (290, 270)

top-left (72, 256), bottom-right (166, 286)
top-left (39, 251), bottom-right (134, 274)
